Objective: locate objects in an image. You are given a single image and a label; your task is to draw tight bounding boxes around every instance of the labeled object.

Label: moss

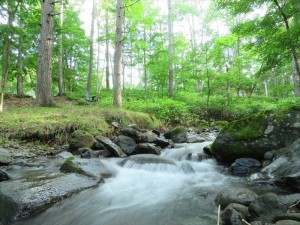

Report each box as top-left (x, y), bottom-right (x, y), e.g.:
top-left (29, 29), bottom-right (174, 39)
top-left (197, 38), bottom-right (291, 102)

top-left (60, 157), bottom-right (86, 176)
top-left (222, 113), bottom-right (265, 140)
top-left (171, 126), bottom-right (186, 135)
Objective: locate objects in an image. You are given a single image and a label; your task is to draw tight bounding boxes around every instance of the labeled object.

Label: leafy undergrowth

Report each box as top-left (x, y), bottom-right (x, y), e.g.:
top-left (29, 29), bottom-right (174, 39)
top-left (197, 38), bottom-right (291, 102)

top-left (0, 104), bottom-right (160, 146)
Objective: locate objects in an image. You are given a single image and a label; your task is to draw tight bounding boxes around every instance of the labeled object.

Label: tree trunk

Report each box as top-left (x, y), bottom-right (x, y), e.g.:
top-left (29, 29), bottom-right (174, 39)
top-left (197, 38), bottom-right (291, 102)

top-left (86, 0), bottom-right (96, 96)
top-left (274, 0), bottom-right (300, 97)
top-left (36, 0), bottom-right (55, 106)
top-left (0, 10), bottom-right (13, 112)
top-left (58, 0), bottom-right (64, 96)
top-left (17, 20), bottom-right (24, 96)
top-left (168, 0), bottom-right (174, 98)
top-left (96, 18), bottom-right (101, 94)
top-left (143, 29), bottom-right (147, 90)
top-left (105, 0), bottom-right (110, 89)
top-left (113, 0), bottom-right (124, 108)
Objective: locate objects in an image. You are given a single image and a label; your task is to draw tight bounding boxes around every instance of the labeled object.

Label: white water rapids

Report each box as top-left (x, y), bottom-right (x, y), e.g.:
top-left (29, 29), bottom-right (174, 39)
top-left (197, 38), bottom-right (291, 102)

top-left (16, 141), bottom-right (239, 225)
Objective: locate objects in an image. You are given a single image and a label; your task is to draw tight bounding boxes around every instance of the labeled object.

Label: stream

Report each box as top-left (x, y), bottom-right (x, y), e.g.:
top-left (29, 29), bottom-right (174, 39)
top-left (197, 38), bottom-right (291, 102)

top-left (12, 139), bottom-right (245, 225)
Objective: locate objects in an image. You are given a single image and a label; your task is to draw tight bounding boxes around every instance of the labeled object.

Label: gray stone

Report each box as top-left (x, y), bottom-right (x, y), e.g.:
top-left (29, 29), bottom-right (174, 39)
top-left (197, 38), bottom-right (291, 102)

top-left (229, 158), bottom-right (261, 176)
top-left (0, 148), bottom-right (12, 165)
top-left (170, 127), bottom-right (188, 143)
top-left (141, 131), bottom-right (158, 143)
top-left (133, 143), bottom-right (161, 155)
top-left (119, 128), bottom-right (142, 142)
top-left (274, 213), bottom-right (300, 222)
top-left (221, 207), bottom-right (245, 225)
top-left (114, 135), bottom-right (136, 155)
top-left (224, 203), bottom-right (250, 219)
top-left (56, 151), bottom-right (74, 159)
top-left (275, 220), bottom-right (300, 225)
top-left (95, 135), bottom-right (126, 157)
top-left (154, 138), bottom-right (170, 148)
top-left (215, 187), bottom-right (258, 209)
top-left (249, 193), bottom-right (289, 222)
top-left (94, 142), bottom-right (105, 150)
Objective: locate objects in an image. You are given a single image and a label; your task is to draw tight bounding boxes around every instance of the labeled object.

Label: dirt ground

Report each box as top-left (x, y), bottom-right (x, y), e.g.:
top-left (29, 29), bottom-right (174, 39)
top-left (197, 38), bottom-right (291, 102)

top-left (3, 95), bottom-right (75, 110)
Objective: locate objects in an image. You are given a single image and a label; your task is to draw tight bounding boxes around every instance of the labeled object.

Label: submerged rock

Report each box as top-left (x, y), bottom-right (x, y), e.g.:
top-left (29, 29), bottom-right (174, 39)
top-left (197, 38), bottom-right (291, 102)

top-left (210, 106), bottom-right (300, 163)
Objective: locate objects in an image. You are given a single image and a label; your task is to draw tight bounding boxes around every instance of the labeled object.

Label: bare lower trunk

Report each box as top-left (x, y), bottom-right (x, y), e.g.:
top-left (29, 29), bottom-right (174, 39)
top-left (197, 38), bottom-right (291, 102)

top-left (17, 21), bottom-right (24, 96)
top-left (105, 1), bottom-right (110, 89)
top-left (168, 0), bottom-right (174, 98)
top-left (87, 0), bottom-right (96, 96)
top-left (291, 50), bottom-right (300, 97)
top-left (113, 0), bottom-right (124, 108)
top-left (58, 0), bottom-right (64, 96)
top-left (36, 0), bottom-right (55, 106)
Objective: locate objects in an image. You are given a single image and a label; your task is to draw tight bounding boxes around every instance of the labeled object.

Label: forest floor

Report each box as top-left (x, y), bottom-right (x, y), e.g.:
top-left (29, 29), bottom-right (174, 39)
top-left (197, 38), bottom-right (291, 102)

top-left (3, 95), bottom-right (75, 110)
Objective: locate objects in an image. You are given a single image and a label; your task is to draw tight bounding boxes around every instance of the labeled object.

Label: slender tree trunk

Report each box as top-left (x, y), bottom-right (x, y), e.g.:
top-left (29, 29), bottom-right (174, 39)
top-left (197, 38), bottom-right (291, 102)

top-left (113, 0), bottom-right (124, 108)
top-left (168, 0), bottom-right (174, 98)
top-left (36, 0), bottom-right (55, 106)
top-left (17, 21), bottom-right (24, 96)
top-left (96, 18), bottom-right (101, 94)
top-left (86, 0), bottom-right (96, 96)
top-left (143, 29), bottom-right (147, 90)
top-left (105, 0), bottom-right (110, 89)
top-left (274, 0), bottom-right (300, 97)
top-left (58, 0), bottom-right (64, 96)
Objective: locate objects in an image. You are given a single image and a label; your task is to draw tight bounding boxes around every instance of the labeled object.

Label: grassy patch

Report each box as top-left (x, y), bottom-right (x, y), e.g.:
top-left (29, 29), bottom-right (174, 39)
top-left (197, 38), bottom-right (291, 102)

top-left (0, 105), bottom-right (160, 146)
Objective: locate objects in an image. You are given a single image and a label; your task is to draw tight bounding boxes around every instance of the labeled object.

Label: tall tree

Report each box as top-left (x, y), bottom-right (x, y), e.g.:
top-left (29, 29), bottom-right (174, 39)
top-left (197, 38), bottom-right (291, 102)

top-left (0, 1), bottom-right (22, 112)
top-left (86, 0), bottom-right (96, 97)
top-left (17, 19), bottom-right (24, 96)
top-left (105, 0), bottom-right (110, 89)
top-left (36, 0), bottom-right (56, 106)
top-left (273, 0), bottom-right (300, 97)
top-left (168, 0), bottom-right (174, 98)
top-left (57, 0), bottom-right (64, 96)
top-left (113, 0), bottom-right (124, 108)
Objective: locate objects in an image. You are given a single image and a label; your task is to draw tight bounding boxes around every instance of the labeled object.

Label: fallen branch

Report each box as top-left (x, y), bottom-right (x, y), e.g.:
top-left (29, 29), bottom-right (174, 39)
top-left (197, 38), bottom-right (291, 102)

top-left (242, 219), bottom-right (251, 225)
top-left (217, 205), bottom-right (221, 225)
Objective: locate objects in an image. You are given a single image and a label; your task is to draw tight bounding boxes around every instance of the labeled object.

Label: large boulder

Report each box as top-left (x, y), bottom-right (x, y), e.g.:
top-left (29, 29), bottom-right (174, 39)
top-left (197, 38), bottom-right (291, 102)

top-left (0, 158), bottom-right (111, 224)
top-left (210, 106), bottom-right (300, 163)
top-left (68, 130), bottom-right (96, 151)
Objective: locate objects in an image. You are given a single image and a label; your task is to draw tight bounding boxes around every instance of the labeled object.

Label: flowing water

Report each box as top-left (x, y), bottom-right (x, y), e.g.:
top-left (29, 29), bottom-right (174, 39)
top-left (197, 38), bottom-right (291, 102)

top-left (15, 140), bottom-right (241, 225)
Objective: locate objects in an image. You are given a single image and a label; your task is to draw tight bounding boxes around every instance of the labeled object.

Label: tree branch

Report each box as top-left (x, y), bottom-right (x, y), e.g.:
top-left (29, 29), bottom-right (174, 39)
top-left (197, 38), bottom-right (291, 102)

top-left (124, 0), bottom-right (140, 8)
top-left (273, 0), bottom-right (290, 30)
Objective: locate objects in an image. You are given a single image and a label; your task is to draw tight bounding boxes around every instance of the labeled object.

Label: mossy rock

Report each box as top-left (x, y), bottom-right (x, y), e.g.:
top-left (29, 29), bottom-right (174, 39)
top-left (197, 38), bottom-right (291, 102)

top-left (60, 157), bottom-right (86, 176)
top-left (211, 105), bottom-right (300, 163)
top-left (68, 130), bottom-right (96, 151)
top-left (170, 127), bottom-right (187, 143)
